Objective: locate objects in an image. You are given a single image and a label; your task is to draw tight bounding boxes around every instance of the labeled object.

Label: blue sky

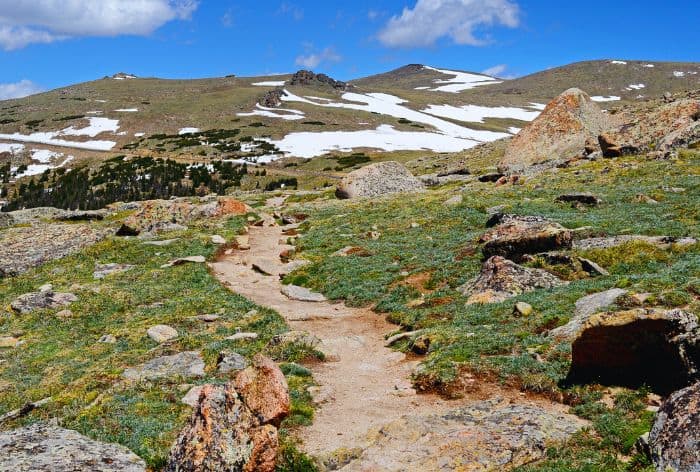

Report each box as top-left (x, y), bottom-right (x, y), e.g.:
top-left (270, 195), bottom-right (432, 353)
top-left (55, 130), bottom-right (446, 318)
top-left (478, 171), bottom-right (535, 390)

top-left (1, 0), bottom-right (699, 99)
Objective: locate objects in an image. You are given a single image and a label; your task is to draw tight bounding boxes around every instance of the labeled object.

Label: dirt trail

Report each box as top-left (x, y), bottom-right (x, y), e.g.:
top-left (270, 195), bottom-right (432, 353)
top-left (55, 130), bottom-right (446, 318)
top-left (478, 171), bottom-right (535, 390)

top-left (211, 216), bottom-right (460, 457)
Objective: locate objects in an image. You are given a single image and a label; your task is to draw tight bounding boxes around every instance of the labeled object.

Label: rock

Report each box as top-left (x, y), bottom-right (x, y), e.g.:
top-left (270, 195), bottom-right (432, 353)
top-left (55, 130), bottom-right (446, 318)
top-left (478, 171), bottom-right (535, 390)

top-left (480, 214), bottom-right (573, 262)
top-left (460, 256), bottom-right (565, 304)
top-left (335, 161), bottom-right (424, 199)
top-left (500, 88), bottom-right (613, 172)
top-left (635, 194), bottom-right (659, 205)
top-left (307, 385), bottom-right (335, 405)
top-left (212, 197), bottom-right (252, 217)
top-left (269, 331), bottom-right (321, 350)
top-left (56, 309), bottom-right (74, 319)
top-left (0, 337), bottom-right (19, 348)
top-left (566, 309), bottom-right (700, 394)
top-left (281, 260), bottom-right (310, 276)
top-left (10, 285), bottom-right (77, 314)
top-left (288, 70), bottom-right (349, 90)
top-left (218, 350), bottom-right (249, 373)
top-left (514, 302), bottom-right (534, 316)
top-left (226, 332), bottom-right (259, 342)
top-left (444, 195), bottom-right (463, 206)
top-left (98, 334), bottom-right (117, 344)
top-left (281, 284), bottom-right (326, 302)
top-left (142, 238), bottom-right (179, 246)
top-left (649, 381), bottom-right (700, 472)
top-left (235, 234), bottom-right (251, 250)
top-left (193, 314), bottom-right (220, 322)
top-left (574, 235), bottom-right (698, 251)
top-left (579, 257), bottom-right (610, 276)
top-left (165, 382), bottom-right (283, 472)
top-left (598, 132), bottom-right (639, 158)
top-left (0, 423), bottom-right (146, 471)
top-left (478, 172), bottom-right (505, 183)
top-left (181, 385), bottom-right (205, 407)
top-left (340, 399), bottom-right (586, 471)
top-left (161, 255), bottom-right (206, 268)
top-left (93, 263), bottom-right (134, 279)
top-left (233, 354), bottom-right (290, 427)
top-left (122, 351), bottom-right (205, 381)
top-left (147, 325), bottom-right (178, 343)
top-left (549, 288), bottom-right (628, 340)
top-left (211, 235), bottom-right (226, 244)
top-left (555, 193), bottom-right (602, 206)
top-left (333, 246), bottom-right (371, 257)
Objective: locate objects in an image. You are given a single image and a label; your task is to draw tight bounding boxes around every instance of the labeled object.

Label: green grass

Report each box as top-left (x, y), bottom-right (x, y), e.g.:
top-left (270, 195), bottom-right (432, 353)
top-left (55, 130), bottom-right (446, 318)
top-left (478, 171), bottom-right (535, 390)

top-left (0, 213), bottom-right (315, 468)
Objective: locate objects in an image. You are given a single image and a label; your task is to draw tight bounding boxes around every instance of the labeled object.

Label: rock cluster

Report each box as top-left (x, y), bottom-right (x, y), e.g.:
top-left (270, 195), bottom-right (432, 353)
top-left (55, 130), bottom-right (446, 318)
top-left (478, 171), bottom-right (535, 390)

top-left (165, 355), bottom-right (289, 472)
top-left (288, 70), bottom-right (349, 90)
top-left (480, 214), bottom-right (573, 262)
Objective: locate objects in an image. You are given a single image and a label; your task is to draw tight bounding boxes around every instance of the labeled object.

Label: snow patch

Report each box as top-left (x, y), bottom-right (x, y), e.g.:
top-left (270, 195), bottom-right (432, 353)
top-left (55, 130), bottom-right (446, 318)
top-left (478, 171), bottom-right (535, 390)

top-left (643, 64), bottom-right (655, 68)
top-left (422, 104), bottom-right (541, 123)
top-left (61, 117), bottom-right (120, 138)
top-left (31, 149), bottom-right (61, 163)
top-left (508, 127), bottom-right (521, 134)
top-left (135, 132), bottom-right (145, 137)
top-left (252, 81), bottom-right (286, 87)
top-left (673, 71), bottom-right (686, 78)
top-left (423, 66), bottom-right (502, 93)
top-left (611, 60), bottom-right (628, 65)
top-left (114, 108), bottom-right (138, 112)
top-left (591, 96), bottom-right (621, 102)
top-left (237, 103), bottom-right (305, 121)
top-left (0, 143), bottom-right (25, 154)
top-left (626, 84), bottom-right (646, 90)
top-left (529, 103), bottom-right (547, 111)
top-left (178, 127), bottom-right (201, 135)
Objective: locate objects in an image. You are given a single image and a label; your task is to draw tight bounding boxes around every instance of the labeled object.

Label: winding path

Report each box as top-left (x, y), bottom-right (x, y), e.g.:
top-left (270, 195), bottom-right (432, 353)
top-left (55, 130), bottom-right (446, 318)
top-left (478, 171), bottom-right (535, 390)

top-left (211, 215), bottom-right (459, 457)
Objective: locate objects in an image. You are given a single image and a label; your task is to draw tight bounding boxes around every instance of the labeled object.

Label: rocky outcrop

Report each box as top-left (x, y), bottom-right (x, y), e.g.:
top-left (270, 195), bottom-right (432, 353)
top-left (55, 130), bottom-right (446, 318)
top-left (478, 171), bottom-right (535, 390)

top-left (549, 288), bottom-right (628, 340)
top-left (649, 381), bottom-right (700, 472)
top-left (335, 161), bottom-right (424, 199)
top-left (10, 284), bottom-right (77, 314)
top-left (460, 256), bottom-right (565, 304)
top-left (165, 355), bottom-right (289, 472)
top-left (480, 214), bottom-right (573, 262)
top-left (0, 423), bottom-right (146, 471)
top-left (339, 398), bottom-right (586, 471)
top-left (288, 70), bottom-right (349, 90)
top-left (500, 88), bottom-right (613, 172)
top-left (261, 88), bottom-right (285, 107)
top-left (566, 309), bottom-right (700, 393)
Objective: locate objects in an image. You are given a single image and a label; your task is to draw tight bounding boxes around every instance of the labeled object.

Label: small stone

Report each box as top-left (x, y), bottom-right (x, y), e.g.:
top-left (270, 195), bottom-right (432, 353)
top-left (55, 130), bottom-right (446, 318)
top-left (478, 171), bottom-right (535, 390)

top-left (147, 325), bottom-right (178, 343)
top-left (98, 334), bottom-right (117, 344)
top-left (161, 256), bottom-right (206, 268)
top-left (142, 238), bottom-right (179, 246)
top-left (93, 263), bottom-right (134, 280)
top-left (226, 332), bottom-right (259, 342)
top-left (235, 235), bottom-right (251, 250)
top-left (217, 350), bottom-right (249, 373)
top-left (211, 235), bottom-right (226, 245)
top-left (194, 314), bottom-right (220, 322)
top-left (444, 195), bottom-right (463, 206)
top-left (0, 337), bottom-right (19, 348)
top-left (579, 257), bottom-right (610, 276)
top-left (56, 309), bottom-right (74, 319)
top-left (514, 302), bottom-right (534, 316)
top-left (281, 285), bottom-right (326, 302)
top-left (122, 351), bottom-right (205, 381)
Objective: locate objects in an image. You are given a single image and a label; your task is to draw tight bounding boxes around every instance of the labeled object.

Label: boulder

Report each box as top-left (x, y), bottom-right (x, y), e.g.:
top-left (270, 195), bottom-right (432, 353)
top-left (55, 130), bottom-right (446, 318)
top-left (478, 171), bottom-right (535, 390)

top-left (339, 399), bottom-right (586, 471)
top-left (147, 325), bottom-right (178, 343)
top-left (218, 350), bottom-right (249, 374)
top-left (212, 198), bottom-right (252, 217)
top-left (335, 161), bottom-right (424, 199)
top-left (549, 288), bottom-right (628, 340)
top-left (166, 356), bottom-right (289, 472)
top-left (122, 351), bottom-right (205, 381)
top-left (0, 423), bottom-right (146, 471)
top-left (598, 132), bottom-right (639, 158)
top-left (10, 284), bottom-right (77, 314)
top-left (281, 284), bottom-right (326, 302)
top-left (500, 88), bottom-right (613, 172)
top-left (480, 214), bottom-right (573, 262)
top-left (649, 381), bottom-right (700, 472)
top-left (566, 309), bottom-right (700, 394)
top-left (460, 256), bottom-right (566, 304)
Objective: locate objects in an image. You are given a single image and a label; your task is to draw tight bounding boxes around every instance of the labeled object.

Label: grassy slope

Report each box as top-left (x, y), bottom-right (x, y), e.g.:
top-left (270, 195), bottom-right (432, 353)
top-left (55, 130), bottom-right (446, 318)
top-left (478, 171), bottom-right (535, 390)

top-left (0, 211), bottom-right (316, 469)
top-left (283, 149), bottom-right (700, 470)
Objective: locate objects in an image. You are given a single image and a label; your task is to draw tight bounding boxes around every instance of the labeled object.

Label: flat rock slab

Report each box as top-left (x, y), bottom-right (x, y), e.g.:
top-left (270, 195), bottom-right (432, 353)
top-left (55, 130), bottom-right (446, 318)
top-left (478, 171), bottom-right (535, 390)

top-left (281, 285), bottom-right (326, 302)
top-left (341, 399), bottom-right (586, 471)
top-left (0, 423), bottom-right (146, 471)
top-left (147, 324), bottom-right (178, 343)
top-left (161, 256), bottom-right (206, 268)
top-left (574, 235), bottom-right (698, 251)
top-left (93, 263), bottom-right (134, 280)
top-left (122, 351), bottom-right (205, 381)
top-left (10, 285), bottom-right (77, 314)
top-left (549, 288), bottom-right (628, 340)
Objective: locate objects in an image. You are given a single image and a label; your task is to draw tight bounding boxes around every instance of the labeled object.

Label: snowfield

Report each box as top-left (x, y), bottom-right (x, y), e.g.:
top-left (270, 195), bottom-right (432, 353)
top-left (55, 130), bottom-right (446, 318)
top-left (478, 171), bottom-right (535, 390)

top-left (252, 81), bottom-right (286, 87)
top-left (0, 117), bottom-right (120, 151)
top-left (31, 149), bottom-right (61, 163)
top-left (423, 66), bottom-right (501, 93)
top-left (422, 104), bottom-right (541, 123)
top-left (61, 117), bottom-right (120, 137)
top-left (237, 104), bottom-right (305, 121)
top-left (267, 124), bottom-right (484, 159)
top-left (178, 127), bottom-right (201, 135)
top-left (0, 143), bottom-right (25, 154)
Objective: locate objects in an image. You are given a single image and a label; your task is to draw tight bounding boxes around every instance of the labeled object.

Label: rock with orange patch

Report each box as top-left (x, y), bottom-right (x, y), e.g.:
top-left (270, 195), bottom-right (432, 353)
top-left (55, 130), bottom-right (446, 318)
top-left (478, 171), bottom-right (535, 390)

top-left (234, 354), bottom-right (291, 427)
top-left (480, 214), bottom-right (573, 262)
top-left (500, 88), bottom-right (613, 173)
top-left (215, 198), bottom-right (251, 217)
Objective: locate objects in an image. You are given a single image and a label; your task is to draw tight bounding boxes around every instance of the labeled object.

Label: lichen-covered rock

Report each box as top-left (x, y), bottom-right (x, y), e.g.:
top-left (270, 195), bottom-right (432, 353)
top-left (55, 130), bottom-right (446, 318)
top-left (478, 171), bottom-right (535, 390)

top-left (549, 288), bottom-right (628, 340)
top-left (480, 214), bottom-right (573, 261)
top-left (165, 356), bottom-right (289, 472)
top-left (339, 399), bottom-right (586, 471)
top-left (566, 309), bottom-right (700, 393)
top-left (649, 381), bottom-right (700, 472)
top-left (460, 256), bottom-right (565, 304)
top-left (0, 423), bottom-right (146, 471)
top-left (10, 284), bottom-right (77, 314)
top-left (335, 161), bottom-right (424, 199)
top-left (122, 351), bottom-right (205, 381)
top-left (500, 88), bottom-right (613, 172)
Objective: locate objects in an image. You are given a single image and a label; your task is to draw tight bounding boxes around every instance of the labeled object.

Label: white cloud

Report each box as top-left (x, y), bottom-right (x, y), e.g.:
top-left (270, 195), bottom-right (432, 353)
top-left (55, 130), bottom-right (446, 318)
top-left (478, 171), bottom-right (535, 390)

top-left (481, 64), bottom-right (507, 77)
top-left (0, 0), bottom-right (199, 50)
top-left (379, 0), bottom-right (519, 48)
top-left (295, 46), bottom-right (342, 69)
top-left (0, 80), bottom-right (44, 100)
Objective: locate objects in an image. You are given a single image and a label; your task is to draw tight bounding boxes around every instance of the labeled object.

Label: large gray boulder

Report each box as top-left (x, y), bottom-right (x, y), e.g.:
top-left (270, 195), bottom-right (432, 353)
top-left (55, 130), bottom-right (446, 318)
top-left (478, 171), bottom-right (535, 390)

top-left (335, 161), bottom-right (424, 199)
top-left (500, 88), bottom-right (613, 172)
top-left (0, 423), bottom-right (146, 471)
top-left (649, 382), bottom-right (700, 472)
